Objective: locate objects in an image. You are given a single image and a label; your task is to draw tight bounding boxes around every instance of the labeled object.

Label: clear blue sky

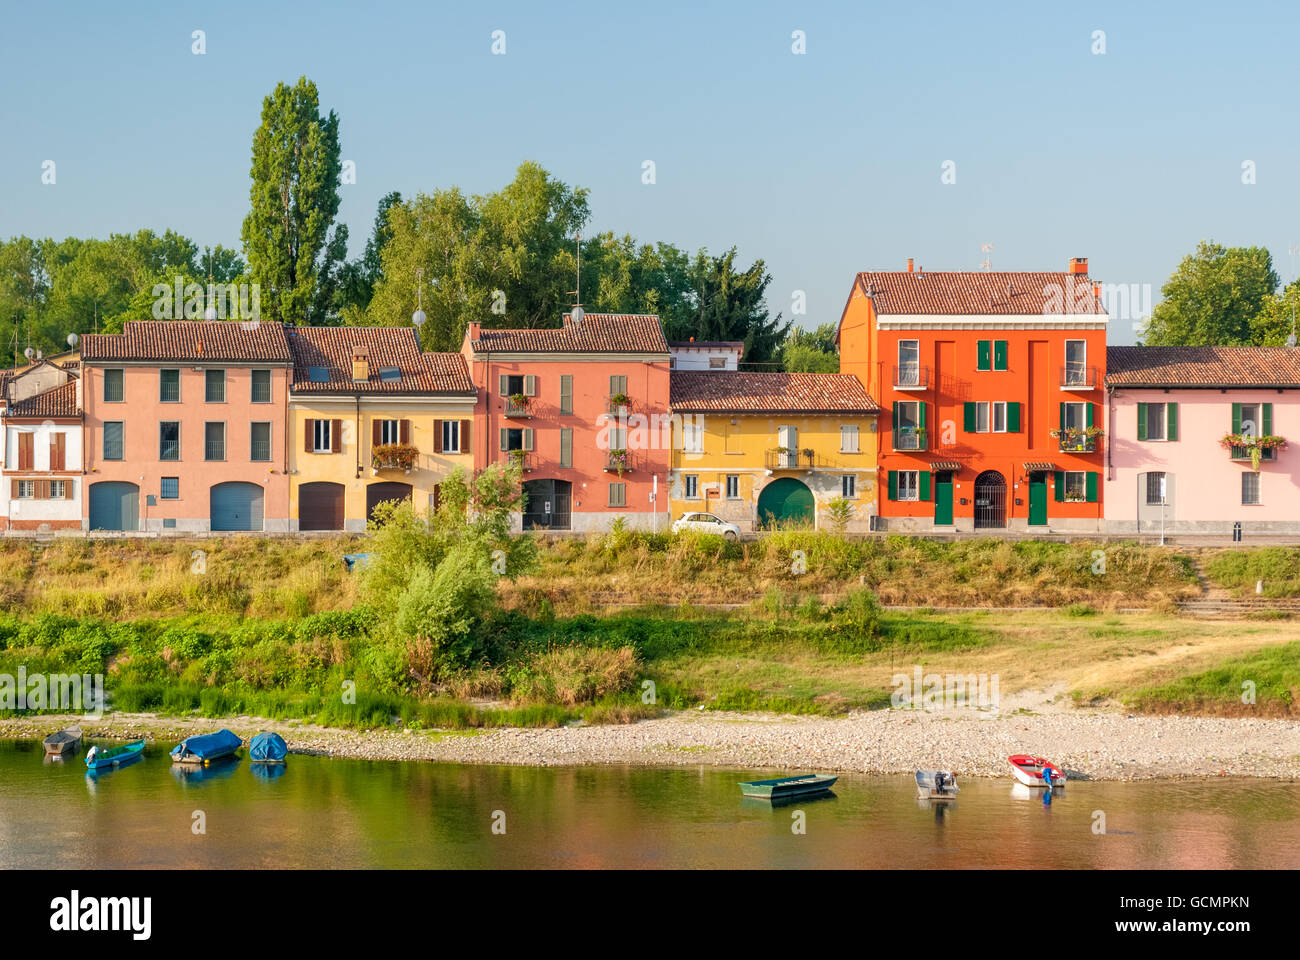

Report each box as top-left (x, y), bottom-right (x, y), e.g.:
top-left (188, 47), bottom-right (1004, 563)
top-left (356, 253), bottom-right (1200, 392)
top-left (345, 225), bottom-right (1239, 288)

top-left (3, 0), bottom-right (1298, 344)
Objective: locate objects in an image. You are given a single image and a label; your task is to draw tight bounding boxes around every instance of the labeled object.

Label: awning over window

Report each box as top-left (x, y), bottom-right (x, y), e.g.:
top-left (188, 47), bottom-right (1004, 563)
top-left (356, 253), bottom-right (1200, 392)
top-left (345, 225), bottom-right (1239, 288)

top-left (929, 461), bottom-right (962, 472)
top-left (1023, 461), bottom-right (1055, 471)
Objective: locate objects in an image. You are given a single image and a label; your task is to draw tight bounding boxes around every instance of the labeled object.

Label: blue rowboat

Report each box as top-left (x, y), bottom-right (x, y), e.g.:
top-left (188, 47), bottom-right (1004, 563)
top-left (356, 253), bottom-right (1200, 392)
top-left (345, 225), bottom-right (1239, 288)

top-left (738, 774), bottom-right (838, 800)
top-left (84, 739), bottom-right (145, 770)
top-left (249, 732), bottom-right (288, 763)
top-left (342, 553), bottom-right (372, 572)
top-left (171, 729), bottom-right (242, 765)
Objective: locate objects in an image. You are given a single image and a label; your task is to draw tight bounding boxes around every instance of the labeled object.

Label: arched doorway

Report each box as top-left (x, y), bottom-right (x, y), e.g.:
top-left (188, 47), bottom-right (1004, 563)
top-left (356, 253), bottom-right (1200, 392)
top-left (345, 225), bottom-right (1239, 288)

top-left (522, 479), bottom-right (572, 530)
top-left (973, 470), bottom-right (1007, 529)
top-left (88, 481), bottom-right (139, 531)
top-left (299, 481), bottom-right (345, 531)
top-left (366, 481), bottom-right (412, 523)
top-left (757, 477), bottom-right (814, 529)
top-left (211, 481), bottom-right (265, 531)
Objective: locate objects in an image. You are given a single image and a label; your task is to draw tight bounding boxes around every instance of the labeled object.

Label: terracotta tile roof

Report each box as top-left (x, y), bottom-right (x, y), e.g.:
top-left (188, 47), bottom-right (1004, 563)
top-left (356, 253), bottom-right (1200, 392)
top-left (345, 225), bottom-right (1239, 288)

top-left (670, 371), bottom-right (879, 414)
top-left (82, 321), bottom-right (292, 362)
top-left (471, 314), bottom-right (669, 354)
top-left (854, 271), bottom-right (1106, 316)
top-left (1106, 346), bottom-right (1300, 387)
top-left (8, 381), bottom-right (79, 418)
top-left (287, 326), bottom-right (475, 395)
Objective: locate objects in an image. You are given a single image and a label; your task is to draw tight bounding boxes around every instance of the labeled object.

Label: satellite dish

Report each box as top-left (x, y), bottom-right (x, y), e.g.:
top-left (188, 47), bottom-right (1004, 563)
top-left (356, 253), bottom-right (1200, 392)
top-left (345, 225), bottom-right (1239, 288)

top-left (67, 333), bottom-right (78, 348)
top-left (569, 305), bottom-right (585, 325)
top-left (23, 347), bottom-right (34, 360)
top-left (1288, 334), bottom-right (1298, 348)
top-left (412, 309), bottom-right (427, 328)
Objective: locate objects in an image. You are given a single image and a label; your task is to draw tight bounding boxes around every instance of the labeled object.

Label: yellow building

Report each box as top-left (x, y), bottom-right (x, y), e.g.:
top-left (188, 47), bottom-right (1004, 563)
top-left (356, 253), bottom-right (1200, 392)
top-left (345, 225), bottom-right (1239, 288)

top-left (285, 326), bottom-right (477, 531)
top-left (668, 370), bottom-right (880, 532)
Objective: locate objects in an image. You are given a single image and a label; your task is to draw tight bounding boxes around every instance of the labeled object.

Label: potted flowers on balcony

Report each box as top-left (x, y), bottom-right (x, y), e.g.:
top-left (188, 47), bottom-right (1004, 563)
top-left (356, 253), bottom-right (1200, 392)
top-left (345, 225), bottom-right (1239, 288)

top-left (608, 391), bottom-right (631, 415)
top-left (801, 447), bottom-right (816, 468)
top-left (372, 442), bottom-right (418, 474)
top-left (1049, 425), bottom-right (1105, 452)
top-left (508, 392), bottom-right (530, 416)
top-left (1220, 433), bottom-right (1287, 471)
top-left (606, 447), bottom-right (631, 477)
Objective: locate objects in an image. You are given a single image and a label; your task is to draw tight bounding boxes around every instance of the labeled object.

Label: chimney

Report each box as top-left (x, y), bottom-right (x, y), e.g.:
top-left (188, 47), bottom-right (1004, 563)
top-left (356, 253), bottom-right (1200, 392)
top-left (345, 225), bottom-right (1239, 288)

top-left (467, 321), bottom-right (481, 341)
top-left (1068, 257), bottom-right (1088, 275)
top-left (351, 345), bottom-right (370, 382)
top-left (906, 258), bottom-right (914, 273)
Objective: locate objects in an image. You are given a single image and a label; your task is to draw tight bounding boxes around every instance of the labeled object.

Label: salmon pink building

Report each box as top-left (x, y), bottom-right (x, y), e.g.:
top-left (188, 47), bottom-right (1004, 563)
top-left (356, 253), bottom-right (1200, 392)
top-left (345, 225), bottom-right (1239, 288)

top-left (839, 258), bottom-right (1108, 533)
top-left (80, 321), bottom-right (293, 533)
top-left (1105, 346), bottom-right (1300, 536)
top-left (462, 313), bottom-right (672, 532)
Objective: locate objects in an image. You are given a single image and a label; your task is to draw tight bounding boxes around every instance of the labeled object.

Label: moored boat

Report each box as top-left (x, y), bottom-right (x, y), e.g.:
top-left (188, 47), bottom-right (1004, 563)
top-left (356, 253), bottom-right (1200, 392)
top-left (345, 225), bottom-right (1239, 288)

top-left (249, 731), bottom-right (288, 763)
top-left (171, 729), bottom-right (243, 765)
top-left (915, 769), bottom-right (959, 799)
top-left (738, 774), bottom-right (838, 800)
top-left (43, 726), bottom-right (83, 756)
top-left (84, 739), bottom-right (145, 770)
top-left (1008, 754), bottom-right (1067, 787)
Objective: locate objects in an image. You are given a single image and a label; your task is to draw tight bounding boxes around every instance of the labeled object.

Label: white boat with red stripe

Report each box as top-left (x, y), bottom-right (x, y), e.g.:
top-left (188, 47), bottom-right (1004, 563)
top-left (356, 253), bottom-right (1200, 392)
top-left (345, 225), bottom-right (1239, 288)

top-left (1008, 754), bottom-right (1067, 787)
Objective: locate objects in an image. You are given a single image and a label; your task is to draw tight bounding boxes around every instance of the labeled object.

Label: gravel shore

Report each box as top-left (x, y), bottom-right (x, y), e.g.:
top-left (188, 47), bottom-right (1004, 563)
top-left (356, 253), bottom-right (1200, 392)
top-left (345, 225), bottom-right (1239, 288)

top-left (5, 708), bottom-right (1298, 780)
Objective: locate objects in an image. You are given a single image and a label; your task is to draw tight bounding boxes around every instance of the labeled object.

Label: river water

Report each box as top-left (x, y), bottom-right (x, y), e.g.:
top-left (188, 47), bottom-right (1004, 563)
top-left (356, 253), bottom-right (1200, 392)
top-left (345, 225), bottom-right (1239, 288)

top-left (2, 739), bottom-right (1296, 869)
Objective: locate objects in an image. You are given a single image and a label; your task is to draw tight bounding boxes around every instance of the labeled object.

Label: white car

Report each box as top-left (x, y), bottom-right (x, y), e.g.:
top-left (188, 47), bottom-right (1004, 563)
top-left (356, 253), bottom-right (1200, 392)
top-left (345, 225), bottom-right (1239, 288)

top-left (672, 511), bottom-right (741, 540)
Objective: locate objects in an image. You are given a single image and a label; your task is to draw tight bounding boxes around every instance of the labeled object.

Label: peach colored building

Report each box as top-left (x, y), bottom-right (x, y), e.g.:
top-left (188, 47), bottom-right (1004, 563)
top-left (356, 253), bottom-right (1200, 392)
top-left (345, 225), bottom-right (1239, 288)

top-left (79, 321), bottom-right (293, 533)
top-left (1106, 346), bottom-right (1300, 537)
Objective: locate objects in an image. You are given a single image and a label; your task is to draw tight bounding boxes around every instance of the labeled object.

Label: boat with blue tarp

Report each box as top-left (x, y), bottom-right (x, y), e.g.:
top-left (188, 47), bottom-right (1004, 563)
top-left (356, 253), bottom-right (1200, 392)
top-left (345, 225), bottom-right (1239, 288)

top-left (249, 732), bottom-right (288, 763)
top-left (171, 729), bottom-right (242, 765)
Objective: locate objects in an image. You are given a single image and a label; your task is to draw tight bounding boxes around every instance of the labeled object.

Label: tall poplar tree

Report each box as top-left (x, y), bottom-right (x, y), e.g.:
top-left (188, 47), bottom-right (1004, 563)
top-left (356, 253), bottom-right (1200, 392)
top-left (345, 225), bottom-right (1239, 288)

top-left (241, 77), bottom-right (343, 324)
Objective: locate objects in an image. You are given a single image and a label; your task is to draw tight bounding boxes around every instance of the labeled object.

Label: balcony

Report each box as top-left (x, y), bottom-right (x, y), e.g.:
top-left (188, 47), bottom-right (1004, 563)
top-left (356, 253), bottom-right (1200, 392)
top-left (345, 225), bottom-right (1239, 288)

top-left (372, 443), bottom-right (419, 473)
top-left (1229, 445), bottom-right (1275, 462)
top-left (893, 364), bottom-right (930, 390)
top-left (605, 394), bottom-right (632, 417)
top-left (891, 427), bottom-right (927, 452)
top-left (504, 395), bottom-right (531, 418)
top-left (1060, 364), bottom-right (1098, 390)
top-left (604, 449), bottom-right (634, 474)
top-left (505, 450), bottom-right (534, 471)
top-left (1053, 428), bottom-right (1101, 453)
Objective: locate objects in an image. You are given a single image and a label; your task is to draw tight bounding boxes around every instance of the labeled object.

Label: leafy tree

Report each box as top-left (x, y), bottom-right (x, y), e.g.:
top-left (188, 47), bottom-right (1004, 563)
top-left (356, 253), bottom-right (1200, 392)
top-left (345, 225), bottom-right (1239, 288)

top-left (1142, 241), bottom-right (1279, 345)
top-left (580, 233), bottom-right (697, 331)
top-left (675, 247), bottom-right (791, 368)
top-left (334, 191), bottom-right (402, 322)
top-left (240, 76), bottom-right (343, 325)
top-left (781, 322), bottom-right (839, 372)
top-left (0, 237), bottom-right (49, 365)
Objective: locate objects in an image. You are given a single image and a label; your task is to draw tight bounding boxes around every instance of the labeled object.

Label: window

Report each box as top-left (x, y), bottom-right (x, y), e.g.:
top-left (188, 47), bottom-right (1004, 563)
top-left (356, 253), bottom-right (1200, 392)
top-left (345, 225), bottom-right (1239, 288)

top-left (205, 369), bottom-right (225, 402)
top-left (684, 475), bottom-right (699, 498)
top-left (560, 375), bottom-right (573, 414)
top-left (992, 401), bottom-right (1007, 433)
top-left (682, 419), bottom-right (704, 454)
top-left (1239, 403), bottom-right (1260, 438)
top-left (1059, 401), bottom-right (1091, 449)
top-left (501, 428), bottom-right (531, 451)
top-left (1062, 471), bottom-right (1087, 502)
top-left (49, 480), bottom-right (65, 499)
top-left (1242, 472), bottom-right (1260, 505)
top-left (1064, 340), bottom-right (1087, 384)
top-left (894, 401), bottom-right (923, 449)
top-left (709, 356), bottom-right (727, 369)
top-left (896, 470), bottom-right (919, 501)
top-left (103, 369), bottom-right (124, 402)
top-left (842, 475), bottom-right (856, 499)
top-left (1141, 402), bottom-right (1167, 441)
top-left (251, 369), bottom-right (271, 403)
top-left (378, 419), bottom-right (400, 445)
top-left (308, 366), bottom-right (330, 383)
top-left (559, 427), bottom-right (573, 468)
top-left (897, 340), bottom-right (920, 385)
top-left (205, 422), bottom-right (225, 461)
top-left (378, 366), bottom-right (400, 384)
top-left (313, 419), bottom-right (332, 453)
top-left (726, 475), bottom-right (739, 498)
top-left (1145, 472), bottom-right (1167, 506)
top-left (160, 369), bottom-right (180, 402)
top-left (609, 375), bottom-right (628, 396)
top-left (975, 402), bottom-right (989, 433)
top-left (161, 477), bottom-right (179, 500)
top-left (16, 480), bottom-right (35, 499)
top-left (49, 432), bottom-right (66, 471)
top-left (609, 482), bottom-right (627, 507)
top-left (841, 424), bottom-right (860, 453)
top-left (976, 340), bottom-right (1008, 371)
top-left (441, 420), bottom-right (461, 454)
top-left (159, 421), bottom-right (180, 461)
top-left (251, 422), bottom-right (272, 461)
top-left (17, 432), bottom-right (33, 470)
top-left (103, 422), bottom-right (124, 460)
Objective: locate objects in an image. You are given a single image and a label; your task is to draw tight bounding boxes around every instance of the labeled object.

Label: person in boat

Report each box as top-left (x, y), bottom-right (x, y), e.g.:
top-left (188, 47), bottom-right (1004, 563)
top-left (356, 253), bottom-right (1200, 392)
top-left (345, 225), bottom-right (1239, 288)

top-left (934, 771), bottom-right (951, 793)
top-left (1041, 766), bottom-right (1055, 788)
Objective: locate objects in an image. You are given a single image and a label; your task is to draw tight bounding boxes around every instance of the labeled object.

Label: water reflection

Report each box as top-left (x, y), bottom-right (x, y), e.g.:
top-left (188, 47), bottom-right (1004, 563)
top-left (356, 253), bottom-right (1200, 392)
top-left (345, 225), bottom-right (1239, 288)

top-left (171, 756), bottom-right (241, 785)
top-left (250, 762), bottom-right (287, 781)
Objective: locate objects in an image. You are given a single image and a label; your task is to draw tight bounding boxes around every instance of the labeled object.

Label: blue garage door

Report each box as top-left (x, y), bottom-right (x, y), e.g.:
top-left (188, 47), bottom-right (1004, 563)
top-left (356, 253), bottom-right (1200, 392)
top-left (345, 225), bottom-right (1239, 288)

top-left (210, 482), bottom-right (264, 531)
top-left (88, 482), bottom-right (139, 531)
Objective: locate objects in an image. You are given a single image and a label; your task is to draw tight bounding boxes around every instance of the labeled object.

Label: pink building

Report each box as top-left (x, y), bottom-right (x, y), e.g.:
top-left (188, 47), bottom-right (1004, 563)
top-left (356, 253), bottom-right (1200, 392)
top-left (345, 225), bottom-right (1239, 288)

top-left (1106, 346), bottom-right (1300, 536)
top-left (80, 321), bottom-right (293, 533)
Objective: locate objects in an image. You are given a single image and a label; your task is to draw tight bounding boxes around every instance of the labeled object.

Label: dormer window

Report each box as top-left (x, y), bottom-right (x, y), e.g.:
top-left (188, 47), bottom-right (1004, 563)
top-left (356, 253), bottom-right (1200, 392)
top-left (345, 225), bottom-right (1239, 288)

top-left (378, 366), bottom-right (400, 383)
top-left (308, 367), bottom-right (330, 383)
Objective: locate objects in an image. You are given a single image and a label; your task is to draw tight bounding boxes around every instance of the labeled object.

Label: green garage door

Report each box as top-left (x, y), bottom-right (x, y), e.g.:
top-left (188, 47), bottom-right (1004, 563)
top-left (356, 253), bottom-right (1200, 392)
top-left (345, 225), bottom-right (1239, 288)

top-left (757, 477), bottom-right (815, 528)
top-left (88, 481), bottom-right (139, 531)
top-left (210, 481), bottom-right (264, 531)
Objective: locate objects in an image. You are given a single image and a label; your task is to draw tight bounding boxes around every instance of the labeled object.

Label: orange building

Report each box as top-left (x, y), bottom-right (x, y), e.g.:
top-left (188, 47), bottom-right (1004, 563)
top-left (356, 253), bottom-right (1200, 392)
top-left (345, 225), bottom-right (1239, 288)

top-left (838, 258), bottom-right (1108, 533)
top-left (462, 313), bottom-right (672, 532)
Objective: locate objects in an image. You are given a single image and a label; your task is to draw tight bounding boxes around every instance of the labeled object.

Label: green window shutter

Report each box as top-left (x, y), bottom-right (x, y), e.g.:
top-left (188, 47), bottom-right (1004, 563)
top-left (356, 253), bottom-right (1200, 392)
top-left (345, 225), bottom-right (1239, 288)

top-left (1263, 403), bottom-right (1273, 435)
top-left (1059, 403), bottom-right (1066, 434)
top-left (919, 470), bottom-right (931, 501)
top-left (1085, 402), bottom-right (1094, 428)
top-left (963, 402), bottom-right (976, 432)
top-left (1007, 402), bottom-right (1020, 432)
top-left (891, 401), bottom-right (900, 447)
top-left (918, 401), bottom-right (927, 429)
top-left (499, 428), bottom-right (508, 452)
top-left (1137, 403), bottom-right (1147, 441)
top-left (976, 340), bottom-right (990, 371)
top-left (1167, 403), bottom-right (1178, 441)
top-left (993, 340), bottom-right (1008, 371)
top-left (1085, 472), bottom-right (1098, 502)
top-left (1232, 402), bottom-right (1242, 434)
top-left (887, 470), bottom-right (898, 501)
top-left (1054, 471), bottom-right (1065, 502)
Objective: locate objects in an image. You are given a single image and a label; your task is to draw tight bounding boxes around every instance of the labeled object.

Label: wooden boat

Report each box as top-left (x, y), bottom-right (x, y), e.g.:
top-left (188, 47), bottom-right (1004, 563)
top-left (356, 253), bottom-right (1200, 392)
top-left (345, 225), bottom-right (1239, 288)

top-left (84, 739), bottom-right (145, 770)
top-left (1008, 754), bottom-right (1067, 787)
top-left (738, 774), bottom-right (838, 800)
top-left (915, 769), bottom-right (959, 799)
top-left (249, 731), bottom-right (287, 763)
top-left (171, 729), bottom-right (242, 765)
top-left (43, 726), bottom-right (83, 756)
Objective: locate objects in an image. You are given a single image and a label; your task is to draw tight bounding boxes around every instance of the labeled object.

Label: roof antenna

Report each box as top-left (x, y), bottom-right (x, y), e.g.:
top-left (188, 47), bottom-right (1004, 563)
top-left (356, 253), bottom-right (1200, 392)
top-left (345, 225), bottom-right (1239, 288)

top-left (412, 268), bottom-right (427, 339)
top-left (566, 232), bottom-right (584, 325)
top-left (1288, 293), bottom-right (1297, 348)
top-left (980, 241), bottom-right (993, 271)
top-left (203, 251), bottom-right (217, 321)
